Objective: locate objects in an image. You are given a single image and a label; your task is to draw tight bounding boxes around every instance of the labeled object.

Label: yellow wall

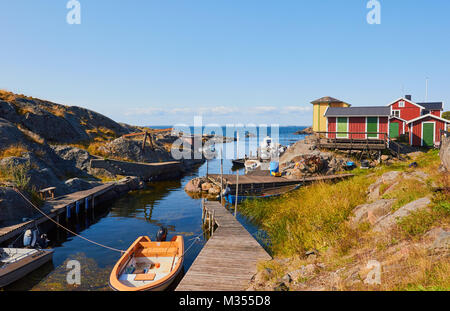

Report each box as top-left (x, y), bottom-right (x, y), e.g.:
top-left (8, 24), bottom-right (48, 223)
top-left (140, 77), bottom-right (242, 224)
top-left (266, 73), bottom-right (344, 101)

top-left (312, 102), bottom-right (350, 132)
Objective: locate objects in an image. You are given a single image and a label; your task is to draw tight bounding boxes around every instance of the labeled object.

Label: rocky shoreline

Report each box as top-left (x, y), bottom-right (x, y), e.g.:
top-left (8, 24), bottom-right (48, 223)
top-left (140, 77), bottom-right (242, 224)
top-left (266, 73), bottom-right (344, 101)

top-left (0, 91), bottom-right (207, 228)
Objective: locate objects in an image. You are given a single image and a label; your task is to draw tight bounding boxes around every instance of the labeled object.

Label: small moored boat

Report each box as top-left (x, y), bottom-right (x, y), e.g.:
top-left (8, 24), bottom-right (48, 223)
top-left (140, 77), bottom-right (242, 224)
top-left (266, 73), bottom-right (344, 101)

top-left (109, 235), bottom-right (184, 291)
top-left (0, 247), bottom-right (54, 288)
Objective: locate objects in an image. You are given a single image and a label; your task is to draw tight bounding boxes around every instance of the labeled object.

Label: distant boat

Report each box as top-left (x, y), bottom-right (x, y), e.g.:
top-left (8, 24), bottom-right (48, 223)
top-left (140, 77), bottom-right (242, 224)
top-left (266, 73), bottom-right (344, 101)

top-left (224, 184), bottom-right (300, 205)
top-left (244, 159), bottom-right (261, 171)
top-left (259, 136), bottom-right (286, 160)
top-left (0, 248), bottom-right (54, 288)
top-left (109, 235), bottom-right (184, 291)
top-left (232, 158), bottom-right (246, 167)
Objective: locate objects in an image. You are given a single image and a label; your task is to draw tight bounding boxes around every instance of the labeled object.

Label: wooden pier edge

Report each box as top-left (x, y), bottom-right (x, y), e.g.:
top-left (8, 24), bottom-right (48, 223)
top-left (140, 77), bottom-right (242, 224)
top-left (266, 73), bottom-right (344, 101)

top-left (0, 183), bottom-right (116, 245)
top-left (175, 200), bottom-right (272, 291)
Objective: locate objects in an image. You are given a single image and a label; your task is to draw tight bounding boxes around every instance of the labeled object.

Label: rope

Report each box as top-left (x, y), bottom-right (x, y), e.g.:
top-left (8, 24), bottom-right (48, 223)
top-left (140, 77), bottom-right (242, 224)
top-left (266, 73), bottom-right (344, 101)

top-left (13, 188), bottom-right (215, 257)
top-left (13, 188), bottom-right (125, 254)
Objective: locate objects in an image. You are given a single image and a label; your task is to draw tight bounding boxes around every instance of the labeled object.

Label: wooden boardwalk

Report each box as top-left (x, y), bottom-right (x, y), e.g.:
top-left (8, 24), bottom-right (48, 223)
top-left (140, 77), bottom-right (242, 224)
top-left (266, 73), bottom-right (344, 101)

top-left (0, 183), bottom-right (115, 244)
top-left (176, 201), bottom-right (272, 291)
top-left (208, 173), bottom-right (353, 192)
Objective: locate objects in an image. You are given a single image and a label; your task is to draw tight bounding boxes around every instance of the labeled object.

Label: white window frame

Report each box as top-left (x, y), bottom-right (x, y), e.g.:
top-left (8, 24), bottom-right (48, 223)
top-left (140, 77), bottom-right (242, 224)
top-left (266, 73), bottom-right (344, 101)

top-left (392, 110), bottom-right (400, 118)
top-left (398, 101), bottom-right (405, 108)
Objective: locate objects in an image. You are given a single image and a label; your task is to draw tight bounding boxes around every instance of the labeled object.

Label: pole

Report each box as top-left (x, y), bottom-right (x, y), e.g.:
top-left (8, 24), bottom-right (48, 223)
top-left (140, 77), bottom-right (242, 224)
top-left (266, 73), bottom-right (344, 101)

top-left (235, 132), bottom-right (239, 217)
top-left (206, 158), bottom-right (209, 179)
top-left (220, 148), bottom-right (223, 204)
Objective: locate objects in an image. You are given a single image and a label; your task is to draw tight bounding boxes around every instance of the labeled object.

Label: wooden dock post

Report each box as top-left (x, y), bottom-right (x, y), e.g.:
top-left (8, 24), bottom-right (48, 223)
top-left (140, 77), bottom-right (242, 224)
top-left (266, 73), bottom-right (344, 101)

top-left (220, 148), bottom-right (223, 203)
top-left (201, 199), bottom-right (205, 223)
top-left (212, 210), bottom-right (215, 236)
top-left (66, 204), bottom-right (71, 221)
top-left (235, 132), bottom-right (239, 217)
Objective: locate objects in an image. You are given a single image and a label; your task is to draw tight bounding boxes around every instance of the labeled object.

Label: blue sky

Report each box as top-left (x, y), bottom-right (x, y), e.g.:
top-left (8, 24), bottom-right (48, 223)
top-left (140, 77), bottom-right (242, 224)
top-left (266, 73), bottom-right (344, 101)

top-left (1, 0), bottom-right (449, 126)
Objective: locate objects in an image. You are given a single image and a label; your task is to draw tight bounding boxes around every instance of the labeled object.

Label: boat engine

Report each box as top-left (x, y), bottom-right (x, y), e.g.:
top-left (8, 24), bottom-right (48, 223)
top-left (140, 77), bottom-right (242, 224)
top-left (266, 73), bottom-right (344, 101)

top-left (36, 234), bottom-right (50, 249)
top-left (156, 226), bottom-right (168, 242)
top-left (23, 229), bottom-right (37, 248)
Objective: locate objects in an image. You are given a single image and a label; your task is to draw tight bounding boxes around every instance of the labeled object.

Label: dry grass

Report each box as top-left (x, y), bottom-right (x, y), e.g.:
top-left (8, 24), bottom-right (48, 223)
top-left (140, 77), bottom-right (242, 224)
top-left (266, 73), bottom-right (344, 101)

top-left (0, 144), bottom-right (29, 159)
top-left (17, 124), bottom-right (45, 144)
top-left (240, 174), bottom-right (375, 257)
top-left (244, 150), bottom-right (449, 291)
top-left (86, 127), bottom-right (118, 141)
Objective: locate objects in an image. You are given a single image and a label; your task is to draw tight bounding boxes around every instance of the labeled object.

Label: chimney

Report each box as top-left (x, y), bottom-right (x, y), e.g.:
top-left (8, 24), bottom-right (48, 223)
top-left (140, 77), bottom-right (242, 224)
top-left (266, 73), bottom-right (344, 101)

top-left (405, 95), bottom-right (412, 100)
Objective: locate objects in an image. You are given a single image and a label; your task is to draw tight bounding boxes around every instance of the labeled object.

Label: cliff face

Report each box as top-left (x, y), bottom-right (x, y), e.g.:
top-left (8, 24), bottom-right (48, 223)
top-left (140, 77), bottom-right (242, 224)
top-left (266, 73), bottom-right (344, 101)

top-left (0, 90), bottom-right (134, 144)
top-left (440, 135), bottom-right (450, 171)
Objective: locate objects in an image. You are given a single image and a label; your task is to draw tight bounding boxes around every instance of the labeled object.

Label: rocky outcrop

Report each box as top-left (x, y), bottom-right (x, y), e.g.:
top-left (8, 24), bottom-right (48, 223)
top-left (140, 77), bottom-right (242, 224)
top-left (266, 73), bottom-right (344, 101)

top-left (282, 152), bottom-right (349, 179)
top-left (294, 127), bottom-right (313, 135)
top-left (428, 230), bottom-right (450, 255)
top-left (0, 188), bottom-right (42, 227)
top-left (184, 177), bottom-right (220, 196)
top-left (0, 91), bottom-right (134, 144)
top-left (64, 178), bottom-right (101, 192)
top-left (114, 176), bottom-right (146, 194)
top-left (350, 199), bottom-right (395, 227)
top-left (0, 118), bottom-right (27, 147)
top-left (98, 137), bottom-right (175, 163)
top-left (439, 135), bottom-right (450, 171)
top-left (51, 145), bottom-right (94, 173)
top-left (373, 197), bottom-right (431, 232)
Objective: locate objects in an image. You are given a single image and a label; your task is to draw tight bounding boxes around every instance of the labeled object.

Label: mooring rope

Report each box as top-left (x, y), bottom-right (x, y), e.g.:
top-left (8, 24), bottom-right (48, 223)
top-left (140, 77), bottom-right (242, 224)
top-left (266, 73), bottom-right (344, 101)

top-left (13, 188), bottom-right (215, 257)
top-left (13, 188), bottom-right (126, 254)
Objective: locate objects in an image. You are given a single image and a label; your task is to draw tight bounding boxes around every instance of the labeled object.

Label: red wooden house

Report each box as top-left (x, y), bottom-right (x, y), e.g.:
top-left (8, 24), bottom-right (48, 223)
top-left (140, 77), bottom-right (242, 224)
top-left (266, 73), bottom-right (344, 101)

top-left (388, 95), bottom-right (448, 147)
top-left (324, 106), bottom-right (390, 140)
top-left (323, 95), bottom-right (448, 147)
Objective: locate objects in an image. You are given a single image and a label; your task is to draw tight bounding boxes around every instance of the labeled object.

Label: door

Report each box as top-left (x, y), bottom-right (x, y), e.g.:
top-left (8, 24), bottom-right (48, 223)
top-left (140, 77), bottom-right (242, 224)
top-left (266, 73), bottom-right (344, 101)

top-left (367, 117), bottom-right (378, 138)
top-left (389, 122), bottom-right (399, 139)
top-left (337, 117), bottom-right (347, 138)
top-left (422, 123), bottom-right (434, 147)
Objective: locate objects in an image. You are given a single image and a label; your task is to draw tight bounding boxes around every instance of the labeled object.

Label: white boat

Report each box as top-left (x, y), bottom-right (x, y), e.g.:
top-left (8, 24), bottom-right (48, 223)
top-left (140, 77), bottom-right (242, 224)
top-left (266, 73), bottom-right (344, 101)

top-left (0, 247), bottom-right (54, 288)
top-left (244, 159), bottom-right (261, 171)
top-left (259, 136), bottom-right (285, 160)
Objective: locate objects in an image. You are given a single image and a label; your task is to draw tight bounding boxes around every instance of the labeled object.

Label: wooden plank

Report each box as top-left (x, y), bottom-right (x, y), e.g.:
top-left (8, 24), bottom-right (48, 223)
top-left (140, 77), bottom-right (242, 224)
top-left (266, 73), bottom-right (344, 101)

top-left (176, 201), bottom-right (271, 291)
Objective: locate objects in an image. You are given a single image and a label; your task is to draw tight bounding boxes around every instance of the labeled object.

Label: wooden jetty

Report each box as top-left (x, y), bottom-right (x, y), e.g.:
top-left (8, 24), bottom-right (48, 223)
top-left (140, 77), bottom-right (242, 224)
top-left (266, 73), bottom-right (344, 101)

top-left (176, 201), bottom-right (271, 291)
top-left (315, 131), bottom-right (388, 151)
top-left (0, 183), bottom-right (115, 245)
top-left (207, 173), bottom-right (354, 193)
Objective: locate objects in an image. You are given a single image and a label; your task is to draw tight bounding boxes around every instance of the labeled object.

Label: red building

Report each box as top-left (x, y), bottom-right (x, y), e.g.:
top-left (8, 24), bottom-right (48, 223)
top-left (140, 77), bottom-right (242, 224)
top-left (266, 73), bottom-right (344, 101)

top-left (325, 106), bottom-right (390, 140)
top-left (388, 95), bottom-right (448, 147)
top-left (323, 95), bottom-right (448, 147)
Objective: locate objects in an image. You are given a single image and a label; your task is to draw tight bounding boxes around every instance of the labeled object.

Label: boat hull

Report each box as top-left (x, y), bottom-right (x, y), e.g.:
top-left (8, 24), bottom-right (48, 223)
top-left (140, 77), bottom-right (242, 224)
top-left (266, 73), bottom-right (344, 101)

top-left (0, 249), bottom-right (54, 288)
top-left (109, 236), bottom-right (184, 291)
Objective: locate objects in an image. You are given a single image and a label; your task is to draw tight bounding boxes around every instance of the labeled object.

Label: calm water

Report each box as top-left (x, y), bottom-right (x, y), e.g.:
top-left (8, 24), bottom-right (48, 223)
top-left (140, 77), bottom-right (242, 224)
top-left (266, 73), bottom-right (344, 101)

top-left (4, 126), bottom-right (307, 291)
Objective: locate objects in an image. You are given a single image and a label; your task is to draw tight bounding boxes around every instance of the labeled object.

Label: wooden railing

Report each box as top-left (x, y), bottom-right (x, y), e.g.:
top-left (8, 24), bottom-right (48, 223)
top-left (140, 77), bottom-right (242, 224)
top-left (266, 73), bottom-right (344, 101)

top-left (316, 131), bottom-right (389, 140)
top-left (315, 131), bottom-right (389, 150)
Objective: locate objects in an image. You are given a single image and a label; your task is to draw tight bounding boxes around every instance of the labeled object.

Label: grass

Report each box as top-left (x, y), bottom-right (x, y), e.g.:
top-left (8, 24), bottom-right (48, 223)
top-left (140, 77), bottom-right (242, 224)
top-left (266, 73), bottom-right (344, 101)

top-left (17, 124), bottom-right (45, 144)
top-left (0, 144), bottom-right (29, 159)
top-left (239, 174), bottom-right (375, 257)
top-left (243, 149), bottom-right (449, 291)
top-left (85, 127), bottom-right (118, 141)
top-left (382, 178), bottom-right (431, 211)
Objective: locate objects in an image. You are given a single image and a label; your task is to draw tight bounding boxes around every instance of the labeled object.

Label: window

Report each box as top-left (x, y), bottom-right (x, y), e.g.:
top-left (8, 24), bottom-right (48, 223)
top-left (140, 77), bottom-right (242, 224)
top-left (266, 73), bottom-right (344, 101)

top-left (398, 101), bottom-right (405, 108)
top-left (392, 110), bottom-right (400, 118)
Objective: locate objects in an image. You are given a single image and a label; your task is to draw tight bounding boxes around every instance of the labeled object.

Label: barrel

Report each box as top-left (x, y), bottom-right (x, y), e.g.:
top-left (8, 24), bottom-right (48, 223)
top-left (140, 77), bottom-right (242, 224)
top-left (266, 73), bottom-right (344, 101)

top-left (269, 161), bottom-right (279, 173)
